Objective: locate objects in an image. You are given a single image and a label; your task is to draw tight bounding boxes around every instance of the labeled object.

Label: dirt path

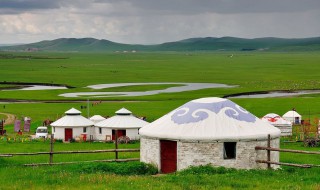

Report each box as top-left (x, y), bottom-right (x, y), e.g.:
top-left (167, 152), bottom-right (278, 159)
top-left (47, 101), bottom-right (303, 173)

top-left (0, 112), bottom-right (16, 125)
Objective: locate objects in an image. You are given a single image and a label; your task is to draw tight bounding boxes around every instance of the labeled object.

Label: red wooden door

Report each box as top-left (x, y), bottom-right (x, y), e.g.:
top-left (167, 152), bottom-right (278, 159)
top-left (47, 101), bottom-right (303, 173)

top-left (112, 130), bottom-right (126, 140)
top-left (160, 140), bottom-right (177, 173)
top-left (65, 128), bottom-right (73, 141)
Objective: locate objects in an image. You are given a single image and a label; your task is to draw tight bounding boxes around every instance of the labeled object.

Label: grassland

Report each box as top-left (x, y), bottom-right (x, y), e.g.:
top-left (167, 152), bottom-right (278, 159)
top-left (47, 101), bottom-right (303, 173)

top-left (1, 51), bottom-right (320, 125)
top-left (0, 141), bottom-right (319, 189)
top-left (1, 51), bottom-right (320, 189)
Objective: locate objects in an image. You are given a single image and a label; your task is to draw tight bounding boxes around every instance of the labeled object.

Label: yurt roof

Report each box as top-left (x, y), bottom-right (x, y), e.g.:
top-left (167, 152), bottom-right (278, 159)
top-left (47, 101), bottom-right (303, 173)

top-left (115, 108), bottom-right (132, 115)
top-left (95, 108), bottom-right (149, 129)
top-left (283, 110), bottom-right (301, 118)
top-left (139, 97), bottom-right (280, 141)
top-left (90, 115), bottom-right (105, 122)
top-left (262, 113), bottom-right (292, 127)
top-left (51, 108), bottom-right (94, 127)
top-left (65, 108), bottom-right (81, 115)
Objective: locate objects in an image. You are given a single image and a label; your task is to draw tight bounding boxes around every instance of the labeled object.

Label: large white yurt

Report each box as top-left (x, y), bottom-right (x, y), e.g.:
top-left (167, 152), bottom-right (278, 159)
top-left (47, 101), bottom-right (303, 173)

top-left (95, 108), bottom-right (149, 141)
top-left (262, 113), bottom-right (292, 136)
top-left (139, 97), bottom-right (281, 173)
top-left (51, 108), bottom-right (94, 141)
top-left (283, 110), bottom-right (301, 124)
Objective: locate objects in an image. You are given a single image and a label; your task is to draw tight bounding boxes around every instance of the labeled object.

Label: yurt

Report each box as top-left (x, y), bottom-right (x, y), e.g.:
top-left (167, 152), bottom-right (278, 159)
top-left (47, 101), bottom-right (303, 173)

top-left (95, 108), bottom-right (149, 141)
top-left (262, 113), bottom-right (292, 136)
top-left (283, 110), bottom-right (301, 124)
top-left (90, 115), bottom-right (105, 124)
top-left (139, 97), bottom-right (281, 173)
top-left (51, 108), bottom-right (94, 141)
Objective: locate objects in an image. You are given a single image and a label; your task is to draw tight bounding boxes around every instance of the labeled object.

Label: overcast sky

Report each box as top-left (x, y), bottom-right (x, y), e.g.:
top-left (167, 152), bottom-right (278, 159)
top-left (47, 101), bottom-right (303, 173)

top-left (0, 0), bottom-right (319, 44)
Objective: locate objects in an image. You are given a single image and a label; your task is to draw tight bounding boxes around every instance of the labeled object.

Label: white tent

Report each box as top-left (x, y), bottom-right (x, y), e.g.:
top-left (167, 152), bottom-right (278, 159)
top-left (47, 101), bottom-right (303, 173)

top-left (283, 110), bottom-right (302, 124)
top-left (140, 98), bottom-right (280, 141)
top-left (95, 108), bottom-right (149, 141)
top-left (51, 108), bottom-right (94, 141)
top-left (139, 97), bottom-right (280, 173)
top-left (89, 115), bottom-right (106, 124)
top-left (262, 113), bottom-right (292, 136)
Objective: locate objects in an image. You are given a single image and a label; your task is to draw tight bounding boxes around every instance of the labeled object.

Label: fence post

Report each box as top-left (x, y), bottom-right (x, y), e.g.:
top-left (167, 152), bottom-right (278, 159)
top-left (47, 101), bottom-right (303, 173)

top-left (49, 134), bottom-right (54, 165)
top-left (115, 129), bottom-right (118, 160)
top-left (267, 134), bottom-right (271, 169)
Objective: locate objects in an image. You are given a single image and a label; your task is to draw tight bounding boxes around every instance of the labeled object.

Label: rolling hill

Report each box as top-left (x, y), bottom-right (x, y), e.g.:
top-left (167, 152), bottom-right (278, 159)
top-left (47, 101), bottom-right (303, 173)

top-left (1, 37), bottom-right (319, 52)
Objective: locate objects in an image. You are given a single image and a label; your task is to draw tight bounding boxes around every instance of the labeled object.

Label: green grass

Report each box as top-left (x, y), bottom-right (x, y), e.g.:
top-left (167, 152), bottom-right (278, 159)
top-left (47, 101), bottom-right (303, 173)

top-left (1, 51), bottom-right (320, 189)
top-left (0, 141), bottom-right (319, 189)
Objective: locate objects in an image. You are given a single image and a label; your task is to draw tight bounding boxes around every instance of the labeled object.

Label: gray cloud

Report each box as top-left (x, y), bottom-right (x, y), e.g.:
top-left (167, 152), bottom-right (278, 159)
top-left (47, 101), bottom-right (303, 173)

top-left (1, 0), bottom-right (319, 15)
top-left (0, 0), bottom-right (92, 14)
top-left (0, 0), bottom-right (60, 10)
top-left (0, 0), bottom-right (319, 44)
top-left (95, 0), bottom-right (320, 14)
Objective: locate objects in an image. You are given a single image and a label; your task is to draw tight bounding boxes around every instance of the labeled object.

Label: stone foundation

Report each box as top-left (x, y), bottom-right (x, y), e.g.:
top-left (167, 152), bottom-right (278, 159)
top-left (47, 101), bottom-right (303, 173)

top-left (140, 137), bottom-right (279, 171)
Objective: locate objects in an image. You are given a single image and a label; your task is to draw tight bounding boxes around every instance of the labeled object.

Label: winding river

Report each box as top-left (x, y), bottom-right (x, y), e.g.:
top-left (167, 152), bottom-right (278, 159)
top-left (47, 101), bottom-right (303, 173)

top-left (59, 83), bottom-right (236, 98)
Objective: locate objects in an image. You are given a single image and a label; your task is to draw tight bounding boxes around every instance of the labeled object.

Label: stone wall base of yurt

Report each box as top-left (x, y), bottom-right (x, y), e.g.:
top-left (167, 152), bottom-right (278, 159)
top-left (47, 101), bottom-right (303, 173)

top-left (140, 137), bottom-right (280, 171)
top-left (276, 126), bottom-right (292, 136)
top-left (140, 137), bottom-right (160, 167)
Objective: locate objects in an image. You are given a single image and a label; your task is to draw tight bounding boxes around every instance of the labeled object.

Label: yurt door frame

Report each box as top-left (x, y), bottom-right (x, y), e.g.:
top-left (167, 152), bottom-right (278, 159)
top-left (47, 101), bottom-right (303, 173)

top-left (65, 128), bottom-right (73, 142)
top-left (160, 140), bottom-right (177, 173)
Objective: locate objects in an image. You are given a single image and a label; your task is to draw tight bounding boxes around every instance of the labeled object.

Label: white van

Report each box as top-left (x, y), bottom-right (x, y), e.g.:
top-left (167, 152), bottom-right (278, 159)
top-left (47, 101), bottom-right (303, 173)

top-left (36, 126), bottom-right (48, 138)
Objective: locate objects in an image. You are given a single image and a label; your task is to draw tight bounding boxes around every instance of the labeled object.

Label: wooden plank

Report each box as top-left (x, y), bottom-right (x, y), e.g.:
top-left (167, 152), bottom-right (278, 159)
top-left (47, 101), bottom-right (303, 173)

top-left (24, 158), bottom-right (140, 166)
top-left (49, 134), bottom-right (54, 164)
top-left (115, 129), bottom-right (118, 159)
top-left (0, 155), bottom-right (12, 157)
top-left (255, 146), bottom-right (320, 155)
top-left (267, 134), bottom-right (271, 169)
top-left (256, 160), bottom-right (311, 168)
top-left (0, 149), bottom-right (140, 156)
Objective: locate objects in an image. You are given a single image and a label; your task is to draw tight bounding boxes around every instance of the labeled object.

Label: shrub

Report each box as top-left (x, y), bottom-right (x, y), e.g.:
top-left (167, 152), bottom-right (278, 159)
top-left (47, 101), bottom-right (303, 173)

top-left (74, 161), bottom-right (158, 175)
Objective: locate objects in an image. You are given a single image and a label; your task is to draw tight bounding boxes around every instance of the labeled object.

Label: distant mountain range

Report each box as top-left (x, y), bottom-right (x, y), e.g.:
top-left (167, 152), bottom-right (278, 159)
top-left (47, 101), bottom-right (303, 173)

top-left (1, 37), bottom-right (320, 52)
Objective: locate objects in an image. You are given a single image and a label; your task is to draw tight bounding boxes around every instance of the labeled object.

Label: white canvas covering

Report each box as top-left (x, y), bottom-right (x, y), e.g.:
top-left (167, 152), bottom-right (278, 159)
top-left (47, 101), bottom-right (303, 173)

top-left (115, 108), bottom-right (132, 115)
top-left (283, 110), bottom-right (301, 118)
top-left (262, 113), bottom-right (292, 136)
top-left (90, 115), bottom-right (105, 124)
top-left (283, 110), bottom-right (302, 124)
top-left (262, 113), bottom-right (292, 127)
top-left (139, 97), bottom-right (280, 141)
top-left (51, 108), bottom-right (94, 127)
top-left (95, 108), bottom-right (149, 129)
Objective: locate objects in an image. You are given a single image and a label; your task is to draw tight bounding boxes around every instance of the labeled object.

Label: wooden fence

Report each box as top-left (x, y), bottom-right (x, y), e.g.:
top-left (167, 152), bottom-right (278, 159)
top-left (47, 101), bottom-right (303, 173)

top-left (255, 134), bottom-right (320, 169)
top-left (0, 134), bottom-right (140, 166)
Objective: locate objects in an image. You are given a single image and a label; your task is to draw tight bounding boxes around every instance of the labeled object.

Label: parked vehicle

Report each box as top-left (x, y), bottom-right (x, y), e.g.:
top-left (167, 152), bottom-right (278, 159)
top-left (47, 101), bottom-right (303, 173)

top-left (35, 126), bottom-right (48, 138)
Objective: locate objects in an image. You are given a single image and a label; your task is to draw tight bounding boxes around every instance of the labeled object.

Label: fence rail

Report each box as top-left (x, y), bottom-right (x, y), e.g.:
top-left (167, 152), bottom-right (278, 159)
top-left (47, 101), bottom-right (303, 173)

top-left (0, 149), bottom-right (140, 156)
top-left (0, 134), bottom-right (140, 166)
top-left (24, 158), bottom-right (140, 166)
top-left (255, 146), bottom-right (320, 155)
top-left (256, 134), bottom-right (320, 169)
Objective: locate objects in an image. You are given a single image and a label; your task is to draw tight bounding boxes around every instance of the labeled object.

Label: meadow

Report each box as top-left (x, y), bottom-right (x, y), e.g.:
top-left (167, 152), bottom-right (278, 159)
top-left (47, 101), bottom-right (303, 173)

top-left (0, 141), bottom-right (319, 189)
top-left (1, 51), bottom-right (320, 189)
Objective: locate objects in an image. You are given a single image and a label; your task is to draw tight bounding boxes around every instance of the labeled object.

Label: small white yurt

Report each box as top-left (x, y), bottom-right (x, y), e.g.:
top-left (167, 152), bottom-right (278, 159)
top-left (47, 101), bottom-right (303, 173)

top-left (139, 97), bottom-right (281, 173)
top-left (262, 113), bottom-right (292, 136)
top-left (283, 110), bottom-right (302, 124)
top-left (95, 108), bottom-right (149, 141)
top-left (90, 115), bottom-right (106, 124)
top-left (51, 108), bottom-right (94, 141)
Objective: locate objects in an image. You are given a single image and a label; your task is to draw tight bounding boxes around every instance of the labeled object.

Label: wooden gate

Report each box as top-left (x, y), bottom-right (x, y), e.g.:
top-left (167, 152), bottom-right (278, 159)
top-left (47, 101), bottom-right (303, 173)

top-left (160, 140), bottom-right (177, 173)
top-left (65, 128), bottom-right (73, 142)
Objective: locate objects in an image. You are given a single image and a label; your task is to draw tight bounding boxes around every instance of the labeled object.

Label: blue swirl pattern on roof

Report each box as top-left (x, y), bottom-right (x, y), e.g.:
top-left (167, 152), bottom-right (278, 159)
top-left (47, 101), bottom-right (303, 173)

top-left (171, 99), bottom-right (256, 124)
